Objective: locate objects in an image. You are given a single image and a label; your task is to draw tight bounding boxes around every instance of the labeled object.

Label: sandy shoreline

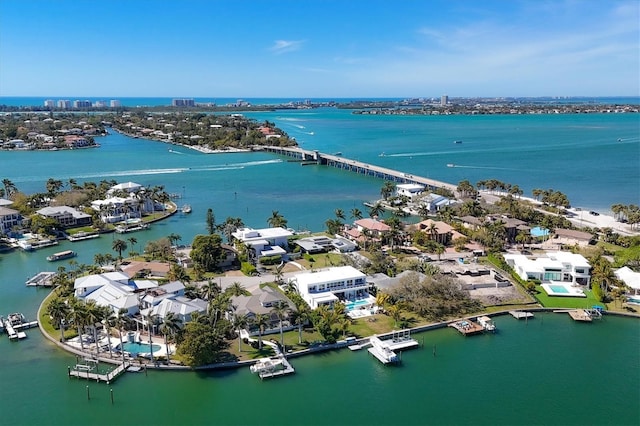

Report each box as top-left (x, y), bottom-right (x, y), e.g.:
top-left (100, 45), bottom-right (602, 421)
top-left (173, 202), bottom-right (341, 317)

top-left (185, 145), bottom-right (251, 154)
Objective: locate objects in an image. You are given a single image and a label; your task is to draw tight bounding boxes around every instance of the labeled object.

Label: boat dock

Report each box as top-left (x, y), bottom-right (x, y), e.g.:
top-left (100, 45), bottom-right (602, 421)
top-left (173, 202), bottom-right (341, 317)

top-left (67, 232), bottom-right (100, 242)
top-left (367, 330), bottom-right (419, 364)
top-left (262, 146), bottom-right (458, 193)
top-left (251, 356), bottom-right (295, 380)
top-left (1, 314), bottom-right (37, 340)
top-left (564, 308), bottom-right (602, 322)
top-left (509, 311), bottom-right (534, 320)
top-left (26, 271), bottom-right (56, 287)
top-left (68, 361), bottom-right (131, 383)
top-left (449, 319), bottom-right (485, 336)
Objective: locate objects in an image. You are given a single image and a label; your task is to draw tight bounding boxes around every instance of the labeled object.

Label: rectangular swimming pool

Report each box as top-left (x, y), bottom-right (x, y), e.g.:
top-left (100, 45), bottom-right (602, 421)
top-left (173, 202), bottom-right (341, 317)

top-left (549, 284), bottom-right (569, 294)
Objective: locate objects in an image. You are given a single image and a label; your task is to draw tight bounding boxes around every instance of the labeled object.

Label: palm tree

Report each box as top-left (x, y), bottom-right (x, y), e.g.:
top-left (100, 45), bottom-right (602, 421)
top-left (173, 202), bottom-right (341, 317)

top-left (2, 178), bottom-right (18, 198)
top-left (271, 301), bottom-right (290, 349)
top-left (267, 210), bottom-right (287, 228)
top-left (350, 208), bottom-right (363, 221)
top-left (380, 181), bottom-right (396, 200)
top-left (225, 281), bottom-right (250, 298)
top-left (114, 308), bottom-right (130, 363)
top-left (167, 233), bottom-right (182, 247)
top-left (334, 209), bottom-right (346, 221)
top-left (368, 202), bottom-right (384, 219)
top-left (338, 318), bottom-right (351, 338)
top-left (112, 239), bottom-right (128, 262)
top-left (253, 313), bottom-right (269, 350)
top-left (47, 297), bottom-right (70, 342)
top-left (145, 312), bottom-right (159, 364)
top-left (102, 307), bottom-right (116, 358)
top-left (290, 308), bottom-right (310, 344)
top-left (232, 314), bottom-right (249, 352)
top-left (127, 237), bottom-right (138, 253)
top-left (199, 280), bottom-right (221, 302)
top-left (85, 301), bottom-right (104, 357)
top-left (69, 300), bottom-right (89, 351)
top-left (159, 312), bottom-right (182, 363)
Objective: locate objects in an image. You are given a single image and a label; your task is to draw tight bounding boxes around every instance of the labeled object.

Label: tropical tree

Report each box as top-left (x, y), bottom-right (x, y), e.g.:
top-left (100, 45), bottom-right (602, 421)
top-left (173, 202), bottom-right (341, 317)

top-left (289, 307), bottom-right (310, 344)
top-left (270, 300), bottom-right (291, 348)
top-left (85, 300), bottom-right (104, 357)
top-left (334, 209), bottom-right (346, 221)
top-left (199, 280), bottom-right (221, 302)
top-left (253, 313), bottom-right (269, 350)
top-left (47, 297), bottom-right (70, 342)
top-left (114, 308), bottom-right (130, 363)
top-left (267, 210), bottom-right (287, 228)
top-left (69, 299), bottom-right (89, 351)
top-left (145, 312), bottom-right (159, 364)
top-left (190, 234), bottom-right (225, 272)
top-left (368, 202), bottom-right (385, 219)
top-left (112, 239), bottom-right (128, 261)
top-left (167, 233), bottom-right (182, 247)
top-left (2, 178), bottom-right (18, 198)
top-left (159, 312), bottom-right (182, 363)
top-left (225, 281), bottom-right (250, 298)
top-left (380, 181), bottom-right (396, 200)
top-left (232, 314), bottom-right (249, 352)
top-left (167, 264), bottom-right (190, 283)
top-left (350, 208), bottom-right (363, 221)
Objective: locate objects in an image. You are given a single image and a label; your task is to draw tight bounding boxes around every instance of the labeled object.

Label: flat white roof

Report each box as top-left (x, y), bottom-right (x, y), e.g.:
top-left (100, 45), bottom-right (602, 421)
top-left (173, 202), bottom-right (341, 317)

top-left (293, 266), bottom-right (365, 287)
top-left (232, 227), bottom-right (293, 241)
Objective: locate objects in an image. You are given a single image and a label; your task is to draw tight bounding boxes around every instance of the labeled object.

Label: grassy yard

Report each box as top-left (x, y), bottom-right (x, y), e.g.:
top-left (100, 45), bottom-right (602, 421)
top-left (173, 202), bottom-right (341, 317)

top-left (531, 286), bottom-right (602, 309)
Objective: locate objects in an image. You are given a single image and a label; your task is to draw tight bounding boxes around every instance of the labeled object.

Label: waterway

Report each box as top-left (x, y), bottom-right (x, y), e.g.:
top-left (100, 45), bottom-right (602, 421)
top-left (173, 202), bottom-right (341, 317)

top-left (0, 107), bottom-right (639, 425)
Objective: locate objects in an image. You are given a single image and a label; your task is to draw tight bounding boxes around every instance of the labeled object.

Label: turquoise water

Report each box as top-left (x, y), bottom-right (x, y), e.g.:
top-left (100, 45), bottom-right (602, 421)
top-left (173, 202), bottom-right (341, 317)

top-left (530, 226), bottom-right (549, 237)
top-left (346, 299), bottom-right (371, 310)
top-left (0, 108), bottom-right (639, 425)
top-left (548, 285), bottom-right (570, 294)
top-left (119, 342), bottom-right (161, 354)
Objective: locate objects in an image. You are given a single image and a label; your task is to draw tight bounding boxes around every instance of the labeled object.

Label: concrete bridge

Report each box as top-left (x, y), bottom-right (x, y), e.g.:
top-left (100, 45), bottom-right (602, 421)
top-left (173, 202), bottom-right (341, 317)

top-left (261, 146), bottom-right (458, 193)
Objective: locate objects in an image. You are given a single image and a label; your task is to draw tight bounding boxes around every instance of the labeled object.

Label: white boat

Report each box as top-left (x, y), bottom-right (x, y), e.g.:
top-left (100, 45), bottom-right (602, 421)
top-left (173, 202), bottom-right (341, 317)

top-left (477, 316), bottom-right (496, 332)
top-left (250, 357), bottom-right (284, 374)
top-left (447, 163), bottom-right (455, 168)
top-left (7, 312), bottom-right (25, 326)
top-left (181, 204), bottom-right (192, 214)
top-left (46, 250), bottom-right (77, 262)
top-left (453, 140), bottom-right (463, 144)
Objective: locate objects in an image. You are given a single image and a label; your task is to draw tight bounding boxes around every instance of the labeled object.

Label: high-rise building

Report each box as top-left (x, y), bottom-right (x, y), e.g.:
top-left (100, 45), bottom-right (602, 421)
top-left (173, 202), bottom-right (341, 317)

top-left (73, 100), bottom-right (92, 108)
top-left (171, 99), bottom-right (195, 107)
top-left (57, 100), bottom-right (71, 109)
top-left (441, 95), bottom-right (448, 106)
top-left (109, 100), bottom-right (121, 108)
top-left (93, 100), bottom-right (106, 108)
top-left (43, 99), bottom-right (55, 108)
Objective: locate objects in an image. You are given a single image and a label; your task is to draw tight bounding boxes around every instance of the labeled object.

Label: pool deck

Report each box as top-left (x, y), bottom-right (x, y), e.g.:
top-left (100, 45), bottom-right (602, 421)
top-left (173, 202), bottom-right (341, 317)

top-left (541, 283), bottom-right (587, 298)
top-left (449, 319), bottom-right (485, 336)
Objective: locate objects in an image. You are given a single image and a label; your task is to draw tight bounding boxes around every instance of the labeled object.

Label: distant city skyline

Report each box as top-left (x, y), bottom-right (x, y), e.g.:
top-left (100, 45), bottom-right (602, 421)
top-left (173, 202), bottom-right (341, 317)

top-left (1, 0), bottom-right (638, 98)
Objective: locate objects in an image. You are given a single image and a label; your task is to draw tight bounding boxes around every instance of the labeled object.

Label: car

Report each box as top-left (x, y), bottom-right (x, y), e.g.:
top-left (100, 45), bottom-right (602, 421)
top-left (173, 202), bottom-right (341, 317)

top-left (589, 211), bottom-right (600, 216)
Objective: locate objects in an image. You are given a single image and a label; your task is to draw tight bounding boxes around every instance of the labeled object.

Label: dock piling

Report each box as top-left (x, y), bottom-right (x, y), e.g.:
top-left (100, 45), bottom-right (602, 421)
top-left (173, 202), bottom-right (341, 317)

top-left (86, 385), bottom-right (90, 401)
top-left (110, 389), bottom-right (114, 404)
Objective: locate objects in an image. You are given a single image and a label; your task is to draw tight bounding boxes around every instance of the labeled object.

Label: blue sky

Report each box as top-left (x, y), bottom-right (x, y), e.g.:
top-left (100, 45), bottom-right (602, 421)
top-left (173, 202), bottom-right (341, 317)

top-left (0, 0), bottom-right (638, 98)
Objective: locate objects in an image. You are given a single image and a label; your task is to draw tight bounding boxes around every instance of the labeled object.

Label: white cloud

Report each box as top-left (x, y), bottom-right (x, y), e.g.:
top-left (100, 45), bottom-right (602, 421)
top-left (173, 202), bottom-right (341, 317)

top-left (269, 39), bottom-right (305, 54)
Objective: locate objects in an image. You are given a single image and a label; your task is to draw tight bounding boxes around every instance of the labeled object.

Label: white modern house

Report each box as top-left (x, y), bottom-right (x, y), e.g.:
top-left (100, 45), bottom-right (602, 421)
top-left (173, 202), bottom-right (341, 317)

top-left (615, 267), bottom-right (640, 296)
top-left (396, 183), bottom-right (425, 199)
top-left (503, 251), bottom-right (591, 286)
top-left (0, 206), bottom-right (22, 235)
top-left (74, 272), bottom-right (143, 315)
top-left (231, 227), bottom-right (293, 259)
top-left (91, 181), bottom-right (155, 223)
top-left (289, 266), bottom-right (369, 309)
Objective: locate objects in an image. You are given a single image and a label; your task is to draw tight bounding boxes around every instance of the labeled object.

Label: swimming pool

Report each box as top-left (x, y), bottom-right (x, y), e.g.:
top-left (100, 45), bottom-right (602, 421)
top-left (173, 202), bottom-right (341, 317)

top-left (345, 299), bottom-right (371, 311)
top-left (549, 284), bottom-right (569, 294)
top-left (119, 342), bottom-right (161, 355)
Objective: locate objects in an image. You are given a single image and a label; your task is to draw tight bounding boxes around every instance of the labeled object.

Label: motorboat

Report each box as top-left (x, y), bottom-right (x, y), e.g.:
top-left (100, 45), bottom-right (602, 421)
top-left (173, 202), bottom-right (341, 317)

top-left (46, 250), bottom-right (77, 262)
top-left (477, 316), bottom-right (496, 332)
top-left (181, 204), bottom-right (192, 214)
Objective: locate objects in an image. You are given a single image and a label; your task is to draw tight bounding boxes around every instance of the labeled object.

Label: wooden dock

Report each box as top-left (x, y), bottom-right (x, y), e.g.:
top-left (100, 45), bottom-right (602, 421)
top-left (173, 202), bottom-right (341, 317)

top-left (68, 362), bottom-right (131, 383)
top-left (509, 311), bottom-right (535, 320)
top-left (26, 271), bottom-right (56, 287)
top-left (257, 357), bottom-right (295, 380)
top-left (449, 319), bottom-right (485, 336)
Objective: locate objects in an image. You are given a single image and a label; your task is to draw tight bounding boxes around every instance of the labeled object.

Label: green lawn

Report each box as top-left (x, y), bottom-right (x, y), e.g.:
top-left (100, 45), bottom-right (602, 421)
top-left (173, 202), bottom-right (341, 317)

top-left (532, 286), bottom-right (602, 309)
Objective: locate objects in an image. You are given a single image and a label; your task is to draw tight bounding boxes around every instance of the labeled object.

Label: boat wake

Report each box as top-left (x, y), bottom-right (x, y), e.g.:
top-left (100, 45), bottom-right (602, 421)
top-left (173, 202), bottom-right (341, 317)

top-left (168, 149), bottom-right (184, 154)
top-left (446, 164), bottom-right (523, 171)
top-left (73, 168), bottom-right (190, 179)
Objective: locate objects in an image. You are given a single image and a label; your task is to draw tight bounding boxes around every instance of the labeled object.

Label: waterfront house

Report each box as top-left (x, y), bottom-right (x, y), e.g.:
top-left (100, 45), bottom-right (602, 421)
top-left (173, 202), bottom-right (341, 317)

top-left (231, 227), bottom-right (293, 259)
top-left (503, 251), bottom-right (591, 286)
top-left (0, 206), bottom-right (22, 236)
top-left (289, 265), bottom-right (369, 309)
top-left (414, 193), bottom-right (452, 213)
top-left (141, 296), bottom-right (207, 327)
top-left (614, 267), bottom-right (640, 295)
top-left (121, 261), bottom-right (172, 279)
top-left (396, 183), bottom-right (425, 199)
top-left (409, 219), bottom-right (457, 245)
top-left (36, 206), bottom-right (92, 228)
top-left (294, 235), bottom-right (357, 254)
top-left (229, 286), bottom-right (296, 333)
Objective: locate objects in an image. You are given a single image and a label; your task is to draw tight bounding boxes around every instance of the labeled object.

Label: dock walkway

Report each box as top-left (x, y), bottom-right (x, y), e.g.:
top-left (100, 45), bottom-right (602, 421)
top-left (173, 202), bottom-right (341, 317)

top-left (68, 362), bottom-right (131, 383)
top-left (26, 271), bottom-right (56, 287)
top-left (449, 319), bottom-right (485, 336)
top-left (509, 311), bottom-right (534, 320)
